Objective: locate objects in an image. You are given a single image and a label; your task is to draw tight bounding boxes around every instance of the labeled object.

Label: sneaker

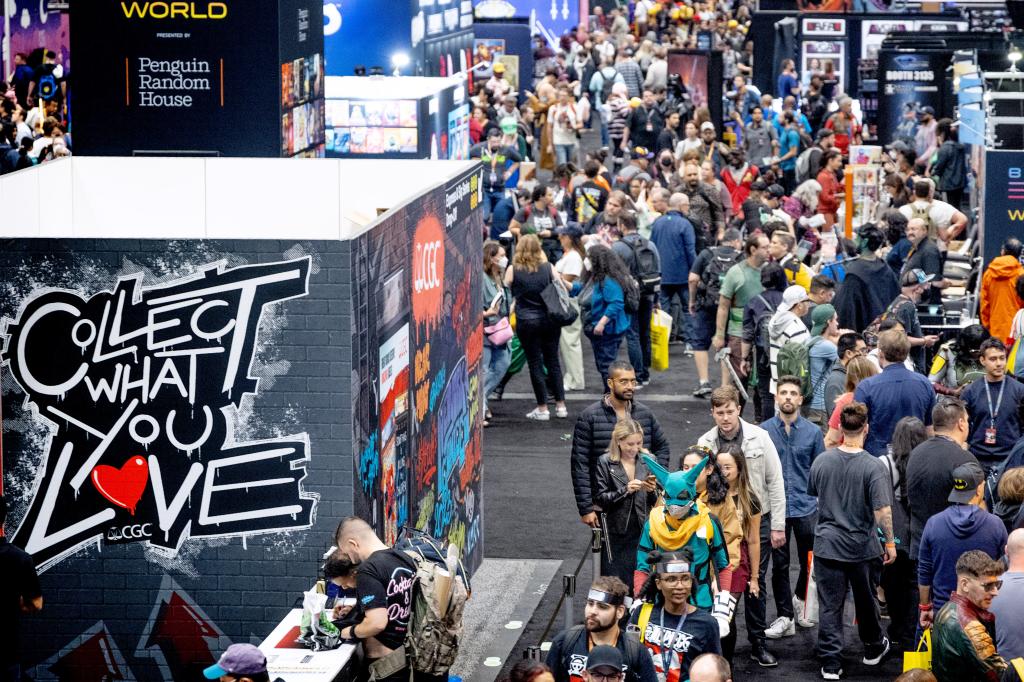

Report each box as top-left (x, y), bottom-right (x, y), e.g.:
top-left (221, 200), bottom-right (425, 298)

top-left (693, 382), bottom-right (713, 398)
top-left (640, 378), bottom-right (651, 387)
top-left (525, 408), bottom-right (550, 421)
top-left (820, 665), bottom-right (843, 680)
top-left (793, 596), bottom-right (815, 628)
top-left (683, 343), bottom-right (694, 357)
top-left (669, 337), bottom-right (685, 346)
top-left (555, 406), bottom-right (568, 418)
top-left (764, 616), bottom-right (795, 639)
top-left (488, 390), bottom-right (503, 402)
top-left (862, 637), bottom-right (891, 666)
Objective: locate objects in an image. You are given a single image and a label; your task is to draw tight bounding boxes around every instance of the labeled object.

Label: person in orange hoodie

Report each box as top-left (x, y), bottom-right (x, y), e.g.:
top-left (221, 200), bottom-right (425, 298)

top-left (981, 237), bottom-right (1024, 343)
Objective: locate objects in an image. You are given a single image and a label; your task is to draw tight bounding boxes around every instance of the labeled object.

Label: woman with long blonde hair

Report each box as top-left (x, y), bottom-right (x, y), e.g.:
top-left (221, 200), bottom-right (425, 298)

top-left (593, 419), bottom-right (658, 593)
top-left (504, 234), bottom-right (567, 420)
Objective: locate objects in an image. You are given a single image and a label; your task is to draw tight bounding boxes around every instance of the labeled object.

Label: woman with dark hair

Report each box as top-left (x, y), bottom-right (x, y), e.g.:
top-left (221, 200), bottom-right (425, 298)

top-left (878, 416), bottom-right (928, 652)
top-left (583, 244), bottom-right (636, 386)
top-left (681, 447), bottom-right (741, 597)
top-left (482, 240), bottom-right (512, 426)
top-left (510, 183), bottom-right (564, 263)
top-left (630, 548), bottom-right (722, 682)
top-left (508, 659), bottom-right (555, 682)
top-left (556, 225), bottom-right (587, 392)
top-left (815, 149), bottom-right (843, 229)
top-left (881, 173), bottom-right (911, 212)
top-left (743, 262), bottom-right (788, 422)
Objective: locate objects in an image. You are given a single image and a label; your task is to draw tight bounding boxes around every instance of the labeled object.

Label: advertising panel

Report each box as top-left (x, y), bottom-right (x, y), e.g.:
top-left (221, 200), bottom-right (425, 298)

top-left (982, 150), bottom-right (1024, 268)
top-left (71, 0), bottom-right (324, 157)
top-left (861, 20), bottom-right (911, 60)
top-left (474, 0), bottom-right (578, 48)
top-left (877, 51), bottom-right (946, 147)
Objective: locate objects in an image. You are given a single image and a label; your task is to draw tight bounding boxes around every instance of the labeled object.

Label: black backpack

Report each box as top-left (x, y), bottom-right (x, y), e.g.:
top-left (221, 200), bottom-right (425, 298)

top-left (697, 247), bottom-right (742, 309)
top-left (623, 234), bottom-right (661, 295)
top-left (598, 67), bottom-right (618, 105)
top-left (753, 294), bottom-right (776, 352)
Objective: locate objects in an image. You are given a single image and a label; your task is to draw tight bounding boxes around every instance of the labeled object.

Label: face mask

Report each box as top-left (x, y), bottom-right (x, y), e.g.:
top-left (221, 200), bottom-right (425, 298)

top-left (498, 255), bottom-right (509, 269)
top-left (667, 501), bottom-right (694, 519)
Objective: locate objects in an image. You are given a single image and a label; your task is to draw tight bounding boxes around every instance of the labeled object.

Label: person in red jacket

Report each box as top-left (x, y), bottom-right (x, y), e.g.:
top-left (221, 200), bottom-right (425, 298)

top-left (981, 237), bottom-right (1024, 344)
top-left (721, 149), bottom-right (760, 216)
top-left (816, 150), bottom-right (843, 229)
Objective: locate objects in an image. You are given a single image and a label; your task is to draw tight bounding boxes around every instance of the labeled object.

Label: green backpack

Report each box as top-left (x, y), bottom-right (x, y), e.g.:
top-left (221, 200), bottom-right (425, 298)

top-left (776, 336), bottom-right (826, 400)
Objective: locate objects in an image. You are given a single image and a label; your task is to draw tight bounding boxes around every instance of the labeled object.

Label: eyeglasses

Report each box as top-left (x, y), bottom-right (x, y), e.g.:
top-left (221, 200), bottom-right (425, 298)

top-left (590, 673), bottom-right (622, 682)
top-left (658, 574), bottom-right (693, 585)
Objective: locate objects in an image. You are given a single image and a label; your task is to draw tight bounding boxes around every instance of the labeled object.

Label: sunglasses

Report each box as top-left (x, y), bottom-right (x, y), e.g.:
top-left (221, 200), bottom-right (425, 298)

top-left (978, 579), bottom-right (1003, 592)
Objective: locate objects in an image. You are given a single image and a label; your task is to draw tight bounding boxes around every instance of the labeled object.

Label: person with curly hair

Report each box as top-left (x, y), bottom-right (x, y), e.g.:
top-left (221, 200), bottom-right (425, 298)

top-left (630, 549), bottom-right (722, 682)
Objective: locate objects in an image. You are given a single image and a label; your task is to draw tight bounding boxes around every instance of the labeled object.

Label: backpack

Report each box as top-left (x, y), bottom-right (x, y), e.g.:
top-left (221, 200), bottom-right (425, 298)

top-left (753, 294), bottom-right (776, 352)
top-left (776, 336), bottom-right (827, 400)
top-left (624, 234), bottom-right (662, 295)
top-left (863, 295), bottom-right (914, 348)
top-left (795, 147), bottom-right (816, 184)
top-left (697, 247), bottom-right (742, 309)
top-left (909, 202), bottom-right (936, 237)
top-left (598, 67), bottom-right (618, 106)
top-left (394, 528), bottom-right (471, 676)
top-left (615, 276), bottom-right (642, 314)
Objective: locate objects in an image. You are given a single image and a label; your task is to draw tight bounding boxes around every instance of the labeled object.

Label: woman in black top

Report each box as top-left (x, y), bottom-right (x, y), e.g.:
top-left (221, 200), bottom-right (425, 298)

top-left (593, 419), bottom-right (658, 593)
top-left (504, 234), bottom-right (567, 420)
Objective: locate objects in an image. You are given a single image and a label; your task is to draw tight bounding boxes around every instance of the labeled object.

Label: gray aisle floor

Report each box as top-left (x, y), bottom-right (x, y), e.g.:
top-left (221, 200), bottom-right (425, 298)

top-left (475, 337), bottom-right (904, 682)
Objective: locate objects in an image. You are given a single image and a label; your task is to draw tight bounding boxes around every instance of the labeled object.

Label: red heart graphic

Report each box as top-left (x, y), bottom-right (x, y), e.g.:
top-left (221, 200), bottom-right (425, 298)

top-left (91, 456), bottom-right (149, 515)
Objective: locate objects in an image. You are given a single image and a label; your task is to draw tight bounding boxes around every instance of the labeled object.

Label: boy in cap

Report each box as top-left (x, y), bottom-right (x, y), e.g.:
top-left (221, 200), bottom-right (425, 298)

top-left (204, 643), bottom-right (274, 682)
top-left (918, 462), bottom-right (1008, 625)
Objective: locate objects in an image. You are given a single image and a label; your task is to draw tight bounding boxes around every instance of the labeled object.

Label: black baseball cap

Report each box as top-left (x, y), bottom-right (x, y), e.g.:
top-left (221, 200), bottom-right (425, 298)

top-left (587, 645), bottom-right (624, 673)
top-left (556, 224), bottom-right (584, 238)
top-left (767, 184), bottom-right (785, 199)
top-left (949, 462), bottom-right (985, 504)
top-left (918, 106), bottom-right (935, 119)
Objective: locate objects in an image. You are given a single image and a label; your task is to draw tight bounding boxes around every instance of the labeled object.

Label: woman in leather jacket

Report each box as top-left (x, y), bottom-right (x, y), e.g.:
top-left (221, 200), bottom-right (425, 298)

top-left (594, 419), bottom-right (660, 594)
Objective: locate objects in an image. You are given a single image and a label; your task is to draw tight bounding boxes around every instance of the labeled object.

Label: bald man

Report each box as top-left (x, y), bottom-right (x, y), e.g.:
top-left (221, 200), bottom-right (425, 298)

top-left (688, 653), bottom-right (732, 682)
top-left (991, 528), bottom-right (1024, 660)
top-left (901, 217), bottom-right (944, 305)
top-left (334, 517), bottom-right (425, 681)
top-left (649, 190), bottom-right (698, 352)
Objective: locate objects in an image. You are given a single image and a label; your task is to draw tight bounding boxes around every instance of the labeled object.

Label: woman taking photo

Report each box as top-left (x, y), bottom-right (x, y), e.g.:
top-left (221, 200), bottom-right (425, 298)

top-left (482, 240), bottom-right (512, 426)
top-left (716, 445), bottom-right (762, 662)
top-left (583, 244), bottom-right (635, 387)
top-left (630, 548), bottom-right (723, 682)
top-left (594, 419), bottom-right (658, 592)
top-left (824, 356), bottom-right (878, 448)
top-left (555, 225), bottom-right (587, 392)
top-left (504, 234), bottom-right (568, 421)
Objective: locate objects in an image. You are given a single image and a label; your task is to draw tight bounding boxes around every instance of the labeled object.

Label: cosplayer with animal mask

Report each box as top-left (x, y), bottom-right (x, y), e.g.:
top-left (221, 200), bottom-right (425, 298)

top-left (635, 455), bottom-right (732, 635)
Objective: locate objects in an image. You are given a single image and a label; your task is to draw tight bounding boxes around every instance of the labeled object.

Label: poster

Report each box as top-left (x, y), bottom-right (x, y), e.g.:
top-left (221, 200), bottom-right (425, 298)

top-left (877, 51), bottom-right (945, 147)
top-left (860, 20), bottom-right (911, 60)
top-left (667, 52), bottom-right (710, 111)
top-left (981, 150), bottom-right (1024, 267)
top-left (801, 40), bottom-right (845, 89)
top-left (473, 37), bottom-right (506, 78)
top-left (449, 103), bottom-right (471, 160)
top-left (473, 0), bottom-right (578, 48)
top-left (849, 145), bottom-right (883, 165)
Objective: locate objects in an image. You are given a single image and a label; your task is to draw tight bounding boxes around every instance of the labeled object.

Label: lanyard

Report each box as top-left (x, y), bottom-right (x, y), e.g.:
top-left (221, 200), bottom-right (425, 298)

top-left (986, 378), bottom-right (1006, 427)
top-left (658, 606), bottom-right (686, 674)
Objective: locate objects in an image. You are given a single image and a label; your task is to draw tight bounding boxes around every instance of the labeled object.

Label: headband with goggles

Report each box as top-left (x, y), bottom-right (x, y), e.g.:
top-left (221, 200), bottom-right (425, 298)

top-left (587, 589), bottom-right (625, 606)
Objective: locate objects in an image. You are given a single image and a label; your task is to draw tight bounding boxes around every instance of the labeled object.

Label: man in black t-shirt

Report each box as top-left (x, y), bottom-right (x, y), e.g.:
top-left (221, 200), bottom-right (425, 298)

top-left (573, 160), bottom-right (610, 224)
top-left (1, 495), bottom-right (44, 682)
top-left (546, 576), bottom-right (658, 682)
top-left (335, 517), bottom-right (422, 682)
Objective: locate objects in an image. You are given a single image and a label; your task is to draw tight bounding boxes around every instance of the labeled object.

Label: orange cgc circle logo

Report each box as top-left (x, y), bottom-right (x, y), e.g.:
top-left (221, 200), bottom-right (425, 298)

top-left (413, 216), bottom-right (445, 328)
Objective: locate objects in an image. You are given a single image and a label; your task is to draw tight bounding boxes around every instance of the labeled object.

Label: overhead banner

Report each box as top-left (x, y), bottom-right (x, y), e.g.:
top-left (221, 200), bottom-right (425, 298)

top-left (71, 0), bottom-right (324, 157)
top-left (877, 51), bottom-right (946, 147)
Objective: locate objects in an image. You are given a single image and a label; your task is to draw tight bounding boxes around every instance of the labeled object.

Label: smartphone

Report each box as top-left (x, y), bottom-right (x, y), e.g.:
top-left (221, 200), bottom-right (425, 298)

top-left (796, 239), bottom-right (813, 261)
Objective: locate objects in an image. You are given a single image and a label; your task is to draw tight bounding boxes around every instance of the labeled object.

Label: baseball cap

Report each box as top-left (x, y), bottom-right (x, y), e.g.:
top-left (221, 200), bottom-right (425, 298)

top-left (700, 121), bottom-right (715, 132)
top-left (886, 139), bottom-right (911, 153)
top-left (810, 303), bottom-right (836, 336)
top-left (948, 462), bottom-right (985, 504)
top-left (631, 146), bottom-right (654, 160)
top-left (204, 644), bottom-right (268, 679)
top-left (587, 645), bottom-right (624, 673)
top-left (767, 184), bottom-right (785, 199)
top-left (486, 127), bottom-right (502, 139)
top-left (629, 97), bottom-right (643, 108)
top-left (493, 62), bottom-right (506, 73)
top-left (900, 268), bottom-right (936, 288)
top-left (778, 285), bottom-right (808, 312)
top-left (750, 179), bottom-right (768, 192)
top-left (500, 116), bottom-right (518, 133)
top-left (556, 224), bottom-right (584, 239)
top-left (918, 106), bottom-right (935, 119)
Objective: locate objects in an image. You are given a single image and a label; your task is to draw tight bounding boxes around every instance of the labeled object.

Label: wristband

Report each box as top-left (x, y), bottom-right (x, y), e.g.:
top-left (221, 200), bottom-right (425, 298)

top-left (884, 542), bottom-right (896, 548)
top-left (918, 603), bottom-right (932, 612)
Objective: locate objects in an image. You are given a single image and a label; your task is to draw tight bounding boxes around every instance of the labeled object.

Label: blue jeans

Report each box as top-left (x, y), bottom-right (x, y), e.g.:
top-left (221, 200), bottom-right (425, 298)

top-left (555, 143), bottom-right (577, 166)
top-left (626, 295), bottom-right (654, 382)
top-left (483, 189), bottom-right (505, 222)
top-left (482, 342), bottom-right (511, 415)
top-left (659, 284), bottom-right (692, 344)
top-left (587, 330), bottom-right (624, 389)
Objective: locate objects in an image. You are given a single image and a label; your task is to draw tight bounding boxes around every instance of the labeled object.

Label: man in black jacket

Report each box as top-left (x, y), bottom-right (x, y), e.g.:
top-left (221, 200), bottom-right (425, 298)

top-left (572, 361), bottom-right (671, 527)
top-left (832, 224), bottom-right (900, 334)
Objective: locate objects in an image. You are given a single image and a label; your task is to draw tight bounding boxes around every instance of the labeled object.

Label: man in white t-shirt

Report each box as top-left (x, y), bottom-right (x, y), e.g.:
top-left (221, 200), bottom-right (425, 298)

top-left (898, 179), bottom-right (968, 252)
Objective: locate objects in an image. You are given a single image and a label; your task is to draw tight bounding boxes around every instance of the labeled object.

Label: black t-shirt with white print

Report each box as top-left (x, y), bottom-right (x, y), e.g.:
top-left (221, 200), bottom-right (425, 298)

top-left (355, 548), bottom-right (416, 650)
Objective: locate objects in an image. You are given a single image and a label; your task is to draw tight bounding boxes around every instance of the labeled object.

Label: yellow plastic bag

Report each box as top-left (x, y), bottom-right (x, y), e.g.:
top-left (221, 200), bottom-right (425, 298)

top-left (903, 628), bottom-right (931, 672)
top-left (650, 309), bottom-right (672, 372)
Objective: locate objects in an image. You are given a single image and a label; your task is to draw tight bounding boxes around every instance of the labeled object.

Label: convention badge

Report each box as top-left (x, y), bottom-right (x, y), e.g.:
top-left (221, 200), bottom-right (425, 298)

top-left (646, 122), bottom-right (654, 132)
top-left (490, 172), bottom-right (499, 185)
top-left (985, 427), bottom-right (997, 445)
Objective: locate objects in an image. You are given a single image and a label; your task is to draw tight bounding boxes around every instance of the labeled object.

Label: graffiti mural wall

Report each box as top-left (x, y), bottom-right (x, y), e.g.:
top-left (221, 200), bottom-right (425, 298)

top-left (351, 166), bottom-right (485, 572)
top-left (0, 239), bottom-right (346, 679)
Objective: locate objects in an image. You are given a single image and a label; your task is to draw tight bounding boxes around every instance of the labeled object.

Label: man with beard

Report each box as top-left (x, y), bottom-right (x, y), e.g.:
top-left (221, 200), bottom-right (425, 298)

top-left (630, 551), bottom-right (722, 682)
top-left (546, 577), bottom-right (658, 682)
top-left (832, 224), bottom-right (900, 334)
top-left (714, 234), bottom-right (770, 397)
top-left (697, 122), bottom-right (728, 174)
top-left (571, 361), bottom-right (671, 528)
top-left (681, 161), bottom-right (726, 247)
top-left (761, 376), bottom-right (825, 637)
